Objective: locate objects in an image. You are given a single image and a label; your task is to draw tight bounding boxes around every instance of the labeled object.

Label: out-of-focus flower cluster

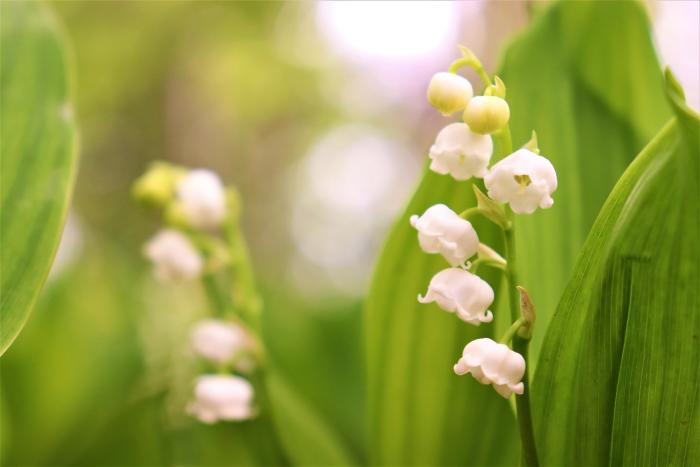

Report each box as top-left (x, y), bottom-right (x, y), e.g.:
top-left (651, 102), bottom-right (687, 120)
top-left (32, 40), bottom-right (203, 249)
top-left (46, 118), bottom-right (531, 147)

top-left (133, 163), bottom-right (260, 424)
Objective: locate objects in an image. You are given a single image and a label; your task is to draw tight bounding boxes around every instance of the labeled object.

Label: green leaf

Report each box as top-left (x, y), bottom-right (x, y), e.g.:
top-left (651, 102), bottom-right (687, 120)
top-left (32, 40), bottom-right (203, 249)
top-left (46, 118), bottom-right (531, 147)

top-left (365, 1), bottom-right (670, 464)
top-left (533, 77), bottom-right (700, 466)
top-left (0, 1), bottom-right (78, 355)
top-left (499, 0), bottom-right (670, 366)
top-left (266, 370), bottom-right (359, 466)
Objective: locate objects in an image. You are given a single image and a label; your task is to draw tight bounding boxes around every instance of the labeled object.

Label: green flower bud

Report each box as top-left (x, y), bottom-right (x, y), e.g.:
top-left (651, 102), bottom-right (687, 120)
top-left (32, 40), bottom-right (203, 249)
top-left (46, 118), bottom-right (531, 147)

top-left (163, 201), bottom-right (189, 228)
top-left (132, 162), bottom-right (185, 207)
top-left (463, 96), bottom-right (510, 135)
top-left (427, 72), bottom-right (473, 116)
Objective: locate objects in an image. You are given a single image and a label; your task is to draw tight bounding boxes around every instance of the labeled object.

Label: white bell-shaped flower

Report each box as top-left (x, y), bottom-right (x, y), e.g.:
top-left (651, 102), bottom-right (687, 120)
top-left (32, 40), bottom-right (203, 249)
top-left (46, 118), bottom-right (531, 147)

top-left (454, 338), bottom-right (525, 398)
top-left (428, 123), bottom-right (493, 181)
top-left (187, 375), bottom-right (255, 424)
top-left (418, 268), bottom-right (494, 325)
top-left (484, 149), bottom-right (558, 214)
top-left (410, 204), bottom-right (479, 266)
top-left (191, 319), bottom-right (251, 365)
top-left (176, 169), bottom-right (227, 229)
top-left (143, 229), bottom-right (203, 281)
top-left (427, 72), bottom-right (473, 116)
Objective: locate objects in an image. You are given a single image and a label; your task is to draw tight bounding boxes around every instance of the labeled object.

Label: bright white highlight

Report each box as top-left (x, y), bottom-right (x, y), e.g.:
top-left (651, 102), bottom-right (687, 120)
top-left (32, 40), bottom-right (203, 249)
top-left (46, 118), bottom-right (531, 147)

top-left (316, 1), bottom-right (457, 62)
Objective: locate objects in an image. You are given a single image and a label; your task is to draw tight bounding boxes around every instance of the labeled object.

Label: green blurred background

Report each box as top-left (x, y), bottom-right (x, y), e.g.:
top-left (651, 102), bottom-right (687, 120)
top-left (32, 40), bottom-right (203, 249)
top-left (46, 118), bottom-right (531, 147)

top-left (1, 1), bottom-right (697, 465)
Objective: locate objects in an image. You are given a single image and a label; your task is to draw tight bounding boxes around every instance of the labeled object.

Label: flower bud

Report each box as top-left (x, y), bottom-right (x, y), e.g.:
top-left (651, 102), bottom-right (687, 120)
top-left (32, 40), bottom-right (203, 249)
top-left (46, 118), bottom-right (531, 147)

top-left (191, 319), bottom-right (251, 365)
top-left (132, 162), bottom-right (185, 206)
top-left (418, 268), bottom-right (494, 325)
top-left (187, 375), bottom-right (255, 423)
top-left (427, 72), bottom-right (474, 116)
top-left (463, 96), bottom-right (510, 135)
top-left (143, 229), bottom-right (203, 281)
top-left (454, 338), bottom-right (525, 398)
top-left (176, 169), bottom-right (227, 230)
top-left (428, 123), bottom-right (493, 180)
top-left (484, 149), bottom-right (557, 214)
top-left (410, 204), bottom-right (479, 266)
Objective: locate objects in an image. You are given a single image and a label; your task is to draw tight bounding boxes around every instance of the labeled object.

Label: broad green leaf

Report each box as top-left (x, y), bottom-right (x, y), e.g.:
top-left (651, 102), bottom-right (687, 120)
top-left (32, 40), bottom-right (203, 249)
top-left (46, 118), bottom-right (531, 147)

top-left (499, 0), bottom-right (669, 365)
top-left (266, 369), bottom-right (359, 466)
top-left (0, 1), bottom-right (78, 355)
top-left (533, 77), bottom-right (699, 466)
top-left (365, 1), bottom-right (669, 464)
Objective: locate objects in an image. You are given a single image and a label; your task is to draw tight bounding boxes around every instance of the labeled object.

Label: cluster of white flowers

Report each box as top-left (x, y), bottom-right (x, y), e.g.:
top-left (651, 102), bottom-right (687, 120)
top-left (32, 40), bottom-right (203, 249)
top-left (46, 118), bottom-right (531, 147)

top-left (188, 319), bottom-right (256, 423)
top-left (412, 58), bottom-right (558, 398)
top-left (140, 168), bottom-right (228, 283)
top-left (134, 163), bottom-right (260, 424)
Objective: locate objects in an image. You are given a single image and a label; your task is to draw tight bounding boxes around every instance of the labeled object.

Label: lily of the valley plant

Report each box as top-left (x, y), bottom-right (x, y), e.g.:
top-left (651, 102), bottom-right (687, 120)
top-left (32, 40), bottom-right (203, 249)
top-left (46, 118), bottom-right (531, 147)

top-left (133, 162), bottom-right (263, 424)
top-left (416, 46), bottom-right (558, 466)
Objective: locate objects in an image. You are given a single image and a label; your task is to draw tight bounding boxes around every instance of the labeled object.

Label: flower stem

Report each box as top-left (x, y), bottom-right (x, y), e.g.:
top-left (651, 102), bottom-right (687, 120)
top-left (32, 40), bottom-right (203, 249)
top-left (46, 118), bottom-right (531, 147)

top-left (469, 258), bottom-right (506, 274)
top-left (448, 57), bottom-right (491, 90)
top-left (224, 217), bottom-right (262, 332)
top-left (459, 206), bottom-right (482, 220)
top-left (499, 317), bottom-right (525, 344)
top-left (201, 272), bottom-right (229, 317)
top-left (495, 120), bottom-right (539, 466)
top-left (503, 215), bottom-right (539, 467)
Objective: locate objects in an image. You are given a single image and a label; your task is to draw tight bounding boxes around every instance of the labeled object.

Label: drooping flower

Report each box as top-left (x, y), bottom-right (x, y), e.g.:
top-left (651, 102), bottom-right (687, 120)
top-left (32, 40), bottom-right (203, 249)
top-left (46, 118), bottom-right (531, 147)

top-left (410, 204), bottom-right (479, 266)
top-left (454, 338), bottom-right (525, 398)
top-left (187, 375), bottom-right (255, 424)
top-left (463, 95), bottom-right (510, 135)
top-left (191, 319), bottom-right (251, 365)
top-left (484, 149), bottom-right (558, 214)
top-left (143, 229), bottom-right (203, 281)
top-left (428, 123), bottom-right (493, 181)
top-left (176, 169), bottom-right (227, 229)
top-left (427, 72), bottom-right (474, 116)
top-left (418, 268), bottom-right (494, 325)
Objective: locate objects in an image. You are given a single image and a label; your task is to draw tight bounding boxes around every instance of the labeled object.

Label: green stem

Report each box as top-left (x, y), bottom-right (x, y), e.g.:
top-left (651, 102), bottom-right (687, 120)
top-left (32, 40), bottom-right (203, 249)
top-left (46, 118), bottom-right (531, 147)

top-left (494, 126), bottom-right (513, 163)
top-left (459, 207), bottom-right (482, 220)
top-left (503, 213), bottom-right (539, 467)
top-left (499, 317), bottom-right (525, 345)
top-left (495, 121), bottom-right (538, 466)
top-left (225, 217), bottom-right (262, 332)
top-left (201, 273), bottom-right (229, 317)
top-left (448, 58), bottom-right (491, 90)
top-left (470, 258), bottom-right (506, 274)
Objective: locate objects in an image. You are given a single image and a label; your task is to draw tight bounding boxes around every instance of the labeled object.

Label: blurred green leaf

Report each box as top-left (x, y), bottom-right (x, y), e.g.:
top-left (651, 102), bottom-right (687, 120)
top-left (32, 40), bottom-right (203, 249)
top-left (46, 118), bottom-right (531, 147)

top-left (266, 370), bottom-right (359, 466)
top-left (365, 1), bottom-right (670, 464)
top-left (533, 77), bottom-right (699, 465)
top-left (499, 0), bottom-right (670, 365)
top-left (0, 1), bottom-right (78, 355)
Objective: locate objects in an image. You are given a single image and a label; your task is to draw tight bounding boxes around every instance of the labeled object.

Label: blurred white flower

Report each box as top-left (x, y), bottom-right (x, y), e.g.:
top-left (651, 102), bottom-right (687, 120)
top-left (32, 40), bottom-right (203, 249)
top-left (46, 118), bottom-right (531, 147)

top-left (191, 319), bottom-right (251, 365)
top-left (176, 169), bottom-right (227, 229)
top-left (418, 267), bottom-right (494, 325)
top-left (429, 122), bottom-right (493, 180)
top-left (463, 95), bottom-right (510, 135)
top-left (187, 375), bottom-right (255, 424)
top-left (144, 229), bottom-right (203, 281)
top-left (427, 72), bottom-right (473, 116)
top-left (454, 338), bottom-right (525, 398)
top-left (484, 149), bottom-right (557, 214)
top-left (410, 204), bottom-right (479, 266)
